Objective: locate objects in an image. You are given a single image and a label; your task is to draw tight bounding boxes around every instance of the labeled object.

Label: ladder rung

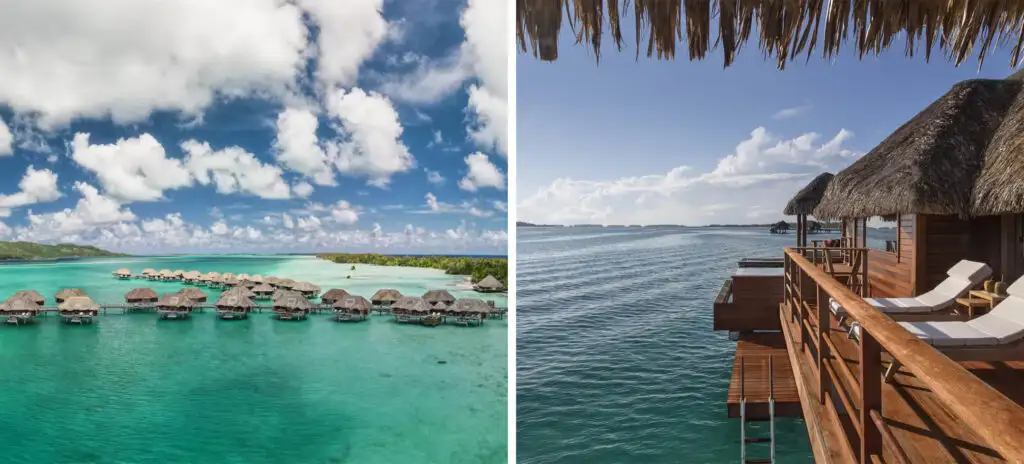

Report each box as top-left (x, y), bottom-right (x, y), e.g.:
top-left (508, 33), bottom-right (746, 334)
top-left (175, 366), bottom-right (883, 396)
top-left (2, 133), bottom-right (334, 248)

top-left (744, 437), bottom-right (771, 444)
top-left (745, 459), bottom-right (773, 463)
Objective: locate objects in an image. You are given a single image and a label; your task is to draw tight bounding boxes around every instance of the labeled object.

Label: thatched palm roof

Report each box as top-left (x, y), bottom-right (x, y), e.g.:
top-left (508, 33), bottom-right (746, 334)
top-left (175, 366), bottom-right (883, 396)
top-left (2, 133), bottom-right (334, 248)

top-left (125, 288), bottom-right (158, 302)
top-left (156, 293), bottom-right (193, 308)
top-left (274, 294), bottom-right (312, 311)
top-left (516, 1), bottom-right (1024, 69)
top-left (971, 69), bottom-right (1024, 215)
top-left (784, 173), bottom-right (834, 216)
top-left (292, 282), bottom-right (320, 292)
top-left (371, 289), bottom-right (402, 304)
top-left (815, 73), bottom-right (1024, 219)
top-left (277, 279), bottom-right (297, 288)
top-left (216, 293), bottom-right (255, 309)
top-left (251, 274), bottom-right (266, 283)
top-left (178, 288), bottom-right (207, 302)
top-left (225, 286), bottom-right (255, 298)
top-left (113, 268), bottom-right (131, 275)
top-left (449, 298), bottom-right (493, 314)
top-left (59, 296), bottom-right (100, 312)
top-left (221, 276), bottom-right (239, 286)
top-left (55, 288), bottom-right (87, 302)
top-left (11, 290), bottom-right (44, 305)
top-left (392, 296), bottom-right (429, 313)
top-left (251, 283), bottom-right (275, 294)
top-left (273, 289), bottom-right (300, 302)
top-left (321, 288), bottom-right (350, 303)
top-left (423, 289), bottom-right (456, 305)
top-left (1, 297), bottom-right (40, 313)
top-left (333, 295), bottom-right (372, 312)
top-left (142, 268), bottom-right (156, 275)
top-left (474, 275), bottom-right (504, 290)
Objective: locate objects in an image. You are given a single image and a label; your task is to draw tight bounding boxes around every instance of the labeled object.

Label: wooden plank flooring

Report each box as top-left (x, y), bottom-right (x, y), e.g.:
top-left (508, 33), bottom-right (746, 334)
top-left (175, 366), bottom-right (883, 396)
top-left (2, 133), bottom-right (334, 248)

top-left (727, 332), bottom-right (802, 419)
top-left (792, 302), bottom-right (1019, 463)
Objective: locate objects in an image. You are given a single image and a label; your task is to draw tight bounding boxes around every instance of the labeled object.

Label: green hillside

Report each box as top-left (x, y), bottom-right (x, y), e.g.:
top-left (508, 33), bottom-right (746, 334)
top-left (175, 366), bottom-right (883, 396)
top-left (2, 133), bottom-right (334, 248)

top-left (0, 242), bottom-right (128, 260)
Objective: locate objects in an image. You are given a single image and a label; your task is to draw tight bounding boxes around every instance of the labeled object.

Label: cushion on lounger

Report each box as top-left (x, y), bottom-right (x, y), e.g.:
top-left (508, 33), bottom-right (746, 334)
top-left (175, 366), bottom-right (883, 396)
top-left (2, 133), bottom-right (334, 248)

top-left (898, 321), bottom-right (999, 347)
top-left (988, 295), bottom-right (1024, 327)
top-left (967, 315), bottom-right (1024, 344)
top-left (915, 277), bottom-right (972, 308)
top-left (1008, 276), bottom-right (1024, 297)
top-left (830, 297), bottom-right (932, 315)
top-left (946, 260), bottom-right (993, 283)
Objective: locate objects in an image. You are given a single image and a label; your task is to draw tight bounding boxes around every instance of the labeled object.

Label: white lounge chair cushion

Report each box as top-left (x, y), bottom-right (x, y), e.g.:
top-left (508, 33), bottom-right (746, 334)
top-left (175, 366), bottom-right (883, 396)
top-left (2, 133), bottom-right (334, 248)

top-left (897, 321), bottom-right (999, 347)
top-left (946, 260), bottom-right (992, 283)
top-left (966, 315), bottom-right (1024, 344)
top-left (915, 277), bottom-right (973, 308)
top-left (987, 295), bottom-right (1024, 326)
top-left (830, 297), bottom-right (933, 316)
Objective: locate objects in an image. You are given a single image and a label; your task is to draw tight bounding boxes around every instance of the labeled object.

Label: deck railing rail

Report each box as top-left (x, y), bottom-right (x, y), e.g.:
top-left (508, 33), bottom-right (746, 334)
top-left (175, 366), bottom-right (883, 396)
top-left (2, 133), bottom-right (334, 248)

top-left (783, 247), bottom-right (1024, 463)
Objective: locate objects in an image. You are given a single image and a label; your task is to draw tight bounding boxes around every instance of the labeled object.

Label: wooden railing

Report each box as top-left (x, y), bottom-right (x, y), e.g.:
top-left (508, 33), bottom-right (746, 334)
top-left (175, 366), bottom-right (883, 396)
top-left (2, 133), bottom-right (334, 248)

top-left (783, 247), bottom-right (1024, 463)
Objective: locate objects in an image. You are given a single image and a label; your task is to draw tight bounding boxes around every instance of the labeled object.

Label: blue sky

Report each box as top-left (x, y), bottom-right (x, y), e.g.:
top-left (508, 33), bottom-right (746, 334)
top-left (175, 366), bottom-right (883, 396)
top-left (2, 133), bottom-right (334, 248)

top-left (0, 0), bottom-right (507, 254)
top-left (517, 15), bottom-right (1021, 226)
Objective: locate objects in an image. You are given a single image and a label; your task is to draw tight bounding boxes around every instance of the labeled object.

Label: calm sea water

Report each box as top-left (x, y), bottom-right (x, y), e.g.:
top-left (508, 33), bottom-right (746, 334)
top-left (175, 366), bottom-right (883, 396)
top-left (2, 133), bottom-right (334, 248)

top-left (516, 226), bottom-right (893, 463)
top-left (0, 255), bottom-right (507, 464)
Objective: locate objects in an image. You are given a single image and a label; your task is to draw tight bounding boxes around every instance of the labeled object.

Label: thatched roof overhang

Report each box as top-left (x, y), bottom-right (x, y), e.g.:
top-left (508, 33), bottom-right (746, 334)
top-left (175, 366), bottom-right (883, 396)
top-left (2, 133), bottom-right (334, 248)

top-left (784, 173), bottom-right (833, 216)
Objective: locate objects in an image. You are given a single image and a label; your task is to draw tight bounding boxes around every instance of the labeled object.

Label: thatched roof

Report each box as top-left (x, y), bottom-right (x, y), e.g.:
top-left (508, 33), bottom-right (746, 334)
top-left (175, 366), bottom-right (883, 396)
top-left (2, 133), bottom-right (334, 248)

top-left (58, 296), bottom-right (100, 312)
top-left (1, 297), bottom-right (40, 313)
top-left (178, 288), bottom-right (207, 302)
top-left (321, 288), bottom-right (350, 303)
top-left (276, 279), bottom-right (296, 288)
top-left (251, 274), bottom-right (266, 283)
top-left (274, 294), bottom-right (312, 311)
top-left (156, 293), bottom-right (193, 308)
top-left (333, 295), bottom-right (372, 312)
top-left (182, 271), bottom-right (201, 279)
top-left (784, 173), bottom-right (834, 216)
top-left (55, 288), bottom-right (87, 302)
top-left (273, 289), bottom-right (300, 302)
top-left (371, 289), bottom-right (402, 304)
top-left (815, 73), bottom-right (1024, 219)
top-left (392, 296), bottom-right (429, 313)
top-left (516, 1), bottom-right (1024, 69)
top-left (971, 69), bottom-right (1024, 215)
top-left (423, 289), bottom-right (456, 304)
top-left (114, 268), bottom-right (131, 275)
top-left (125, 288), bottom-right (158, 302)
top-left (11, 290), bottom-right (44, 305)
top-left (449, 298), bottom-right (493, 314)
top-left (216, 293), bottom-right (255, 309)
top-left (474, 275), bottom-right (504, 290)
top-left (225, 286), bottom-right (255, 298)
top-left (221, 276), bottom-right (239, 286)
top-left (142, 268), bottom-right (156, 274)
top-left (251, 283), bottom-right (275, 293)
top-left (292, 282), bottom-right (320, 292)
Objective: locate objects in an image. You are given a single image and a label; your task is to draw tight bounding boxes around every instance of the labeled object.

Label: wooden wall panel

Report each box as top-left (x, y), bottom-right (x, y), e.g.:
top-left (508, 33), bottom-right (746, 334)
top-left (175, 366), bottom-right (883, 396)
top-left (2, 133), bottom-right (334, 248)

top-left (919, 215), bottom-right (1003, 292)
top-left (867, 249), bottom-right (912, 297)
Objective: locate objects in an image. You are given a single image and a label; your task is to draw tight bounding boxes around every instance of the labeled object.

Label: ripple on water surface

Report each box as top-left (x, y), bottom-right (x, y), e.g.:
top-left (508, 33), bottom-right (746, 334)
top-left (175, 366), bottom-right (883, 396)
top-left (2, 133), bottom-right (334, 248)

top-left (0, 255), bottom-right (507, 464)
top-left (517, 227), bottom-right (814, 463)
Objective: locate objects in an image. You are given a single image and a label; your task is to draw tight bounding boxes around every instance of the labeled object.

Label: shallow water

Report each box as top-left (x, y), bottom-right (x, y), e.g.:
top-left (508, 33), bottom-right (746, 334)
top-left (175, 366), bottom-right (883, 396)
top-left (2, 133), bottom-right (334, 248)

top-left (0, 255), bottom-right (507, 464)
top-left (516, 227), bottom-right (817, 463)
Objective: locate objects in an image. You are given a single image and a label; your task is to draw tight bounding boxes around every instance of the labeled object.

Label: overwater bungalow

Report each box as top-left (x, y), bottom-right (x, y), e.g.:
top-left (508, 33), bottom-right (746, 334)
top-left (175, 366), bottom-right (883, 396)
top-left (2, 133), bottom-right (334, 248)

top-left (172, 270), bottom-right (185, 279)
top-left (208, 275), bottom-right (226, 290)
top-left (321, 289), bottom-right (350, 305)
top-left (58, 296), bottom-right (100, 324)
top-left (236, 273), bottom-right (251, 281)
top-left (473, 275), bottom-right (504, 293)
top-left (12, 290), bottom-right (45, 306)
top-left (124, 288), bottom-right (158, 309)
top-left (391, 296), bottom-right (429, 324)
top-left (332, 295), bottom-right (372, 322)
top-left (1, 297), bottom-right (40, 325)
top-left (178, 287), bottom-right (207, 303)
top-left (265, 276), bottom-right (281, 287)
top-left (225, 286), bottom-right (255, 299)
top-left (182, 271), bottom-right (201, 284)
top-left (221, 276), bottom-right (239, 288)
top-left (250, 274), bottom-right (266, 284)
top-left (158, 269), bottom-right (174, 281)
top-left (156, 293), bottom-right (193, 320)
top-left (237, 279), bottom-right (256, 288)
top-left (291, 282), bottom-right (320, 298)
top-left (54, 288), bottom-right (87, 304)
top-left (272, 294), bottom-right (311, 321)
top-left (272, 289), bottom-right (299, 302)
top-left (371, 289), bottom-right (402, 311)
top-left (448, 298), bottom-right (491, 326)
top-left (276, 278), bottom-right (297, 289)
top-left (215, 293), bottom-right (254, 320)
top-left (710, 70), bottom-right (1024, 462)
top-left (423, 289), bottom-right (456, 308)
top-left (113, 268), bottom-right (132, 280)
top-left (251, 283), bottom-right (274, 300)
top-left (141, 268), bottom-right (157, 280)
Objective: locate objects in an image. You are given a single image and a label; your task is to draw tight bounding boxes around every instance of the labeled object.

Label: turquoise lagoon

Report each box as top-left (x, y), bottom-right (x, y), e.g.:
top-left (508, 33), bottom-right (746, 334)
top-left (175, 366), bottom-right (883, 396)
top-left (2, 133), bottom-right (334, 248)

top-left (0, 255), bottom-right (507, 464)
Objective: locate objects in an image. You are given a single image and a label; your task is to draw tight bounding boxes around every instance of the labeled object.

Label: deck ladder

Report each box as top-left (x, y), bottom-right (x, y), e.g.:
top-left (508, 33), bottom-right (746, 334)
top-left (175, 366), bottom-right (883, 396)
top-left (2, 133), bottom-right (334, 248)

top-left (739, 355), bottom-right (776, 464)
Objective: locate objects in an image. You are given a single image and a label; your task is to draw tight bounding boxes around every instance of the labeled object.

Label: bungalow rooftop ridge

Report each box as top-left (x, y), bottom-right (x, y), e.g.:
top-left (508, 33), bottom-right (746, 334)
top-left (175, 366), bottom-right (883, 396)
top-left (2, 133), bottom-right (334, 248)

top-left (707, 68), bottom-right (1024, 463)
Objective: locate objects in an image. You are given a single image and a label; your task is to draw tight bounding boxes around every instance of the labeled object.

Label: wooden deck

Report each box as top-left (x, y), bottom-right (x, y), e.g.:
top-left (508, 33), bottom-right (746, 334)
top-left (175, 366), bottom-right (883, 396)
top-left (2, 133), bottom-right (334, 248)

top-left (726, 332), bottom-right (801, 420)
top-left (784, 300), bottom-right (1022, 463)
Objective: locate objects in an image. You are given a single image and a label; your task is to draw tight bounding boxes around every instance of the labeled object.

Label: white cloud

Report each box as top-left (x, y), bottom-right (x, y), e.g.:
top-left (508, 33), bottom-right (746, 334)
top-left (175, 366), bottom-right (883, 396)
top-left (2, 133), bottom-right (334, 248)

top-left (329, 200), bottom-right (359, 225)
top-left (0, 0), bottom-right (309, 127)
top-left (181, 140), bottom-right (292, 199)
top-left (297, 0), bottom-right (390, 89)
top-left (210, 220), bottom-right (230, 235)
top-left (326, 88), bottom-right (414, 187)
top-left (18, 182), bottom-right (135, 240)
top-left (293, 181), bottom-right (314, 198)
top-left (458, 152), bottom-right (506, 191)
top-left (460, 0), bottom-right (507, 155)
top-left (772, 104), bottom-right (812, 120)
top-left (0, 117), bottom-right (12, 155)
top-left (379, 50), bottom-right (470, 104)
top-left (273, 108), bottom-right (336, 186)
top-left (493, 200), bottom-right (507, 212)
top-left (0, 166), bottom-right (62, 217)
top-left (468, 207), bottom-right (492, 217)
top-left (425, 192), bottom-right (441, 211)
top-left (282, 213), bottom-right (295, 229)
top-left (519, 127), bottom-right (861, 225)
top-left (70, 133), bottom-right (193, 202)
top-left (425, 168), bottom-right (445, 185)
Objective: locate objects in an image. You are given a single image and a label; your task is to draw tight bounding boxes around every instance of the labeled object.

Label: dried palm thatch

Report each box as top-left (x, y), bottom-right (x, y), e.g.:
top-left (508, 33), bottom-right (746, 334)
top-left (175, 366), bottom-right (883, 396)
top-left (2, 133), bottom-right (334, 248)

top-left (473, 275), bottom-right (505, 290)
top-left (273, 294), bottom-right (312, 311)
top-left (55, 288), bottom-right (88, 303)
top-left (971, 69), bottom-right (1024, 214)
top-left (178, 287), bottom-right (208, 302)
top-left (371, 289), bottom-right (402, 305)
top-left (392, 296), bottom-right (429, 313)
top-left (58, 296), bottom-right (100, 314)
top-left (321, 288), bottom-right (351, 304)
top-left (1, 297), bottom-right (40, 314)
top-left (277, 278), bottom-right (297, 289)
top-left (423, 289), bottom-right (456, 305)
top-left (273, 289), bottom-right (300, 302)
top-left (225, 286), bottom-right (255, 298)
top-left (216, 293), bottom-right (255, 309)
top-left (784, 173), bottom-right (834, 216)
top-left (814, 75), bottom-right (1022, 219)
top-left (251, 283), bottom-right (275, 294)
top-left (334, 295), bottom-right (373, 313)
top-left (449, 298), bottom-right (493, 314)
top-left (156, 293), bottom-right (193, 309)
top-left (125, 288), bottom-right (159, 303)
top-left (517, 0), bottom-right (1024, 69)
top-left (291, 282), bottom-right (320, 293)
top-left (11, 290), bottom-right (45, 305)
top-left (113, 268), bottom-right (131, 276)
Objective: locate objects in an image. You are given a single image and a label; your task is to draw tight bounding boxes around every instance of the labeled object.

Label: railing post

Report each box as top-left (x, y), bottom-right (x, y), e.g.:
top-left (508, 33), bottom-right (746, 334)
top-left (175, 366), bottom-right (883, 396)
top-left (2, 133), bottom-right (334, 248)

top-left (817, 284), bottom-right (828, 405)
top-left (862, 249), bottom-right (870, 298)
top-left (860, 328), bottom-right (882, 463)
top-left (797, 264), bottom-right (805, 347)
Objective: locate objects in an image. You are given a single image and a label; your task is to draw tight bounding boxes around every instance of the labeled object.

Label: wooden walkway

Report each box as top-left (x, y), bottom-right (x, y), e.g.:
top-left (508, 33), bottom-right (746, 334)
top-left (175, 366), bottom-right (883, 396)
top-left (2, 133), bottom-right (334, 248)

top-left (727, 332), bottom-right (801, 420)
top-left (785, 301), bottom-right (1021, 463)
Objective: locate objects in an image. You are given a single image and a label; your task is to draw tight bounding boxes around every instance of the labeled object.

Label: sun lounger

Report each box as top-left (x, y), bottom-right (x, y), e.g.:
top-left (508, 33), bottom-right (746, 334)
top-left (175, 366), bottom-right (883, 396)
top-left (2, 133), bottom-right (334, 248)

top-left (830, 260), bottom-right (991, 323)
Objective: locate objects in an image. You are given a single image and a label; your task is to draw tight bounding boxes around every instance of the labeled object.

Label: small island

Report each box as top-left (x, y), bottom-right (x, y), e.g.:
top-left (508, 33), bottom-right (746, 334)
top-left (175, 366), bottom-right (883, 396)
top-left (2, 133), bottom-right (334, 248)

top-left (0, 241), bottom-right (128, 261)
top-left (316, 253), bottom-right (508, 287)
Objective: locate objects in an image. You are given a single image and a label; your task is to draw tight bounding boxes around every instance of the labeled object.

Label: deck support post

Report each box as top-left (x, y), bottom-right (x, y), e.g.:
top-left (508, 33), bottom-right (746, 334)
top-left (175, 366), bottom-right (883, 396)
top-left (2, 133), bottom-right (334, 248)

top-left (860, 329), bottom-right (883, 464)
top-left (817, 284), bottom-right (829, 405)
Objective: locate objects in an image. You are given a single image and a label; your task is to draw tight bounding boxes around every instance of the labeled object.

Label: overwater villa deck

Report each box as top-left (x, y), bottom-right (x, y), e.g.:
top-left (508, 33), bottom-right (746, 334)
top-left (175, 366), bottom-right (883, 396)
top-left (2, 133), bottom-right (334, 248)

top-left (712, 70), bottom-right (1024, 464)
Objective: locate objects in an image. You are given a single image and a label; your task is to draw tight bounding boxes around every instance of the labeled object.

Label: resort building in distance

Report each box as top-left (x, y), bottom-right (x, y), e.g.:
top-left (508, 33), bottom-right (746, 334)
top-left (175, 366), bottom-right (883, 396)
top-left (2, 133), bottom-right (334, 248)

top-left (715, 70), bottom-right (1024, 463)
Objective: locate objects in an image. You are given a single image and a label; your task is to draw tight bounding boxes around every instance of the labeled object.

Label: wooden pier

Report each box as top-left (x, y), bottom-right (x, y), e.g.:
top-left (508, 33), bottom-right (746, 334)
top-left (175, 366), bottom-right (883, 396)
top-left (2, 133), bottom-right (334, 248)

top-left (727, 333), bottom-right (801, 420)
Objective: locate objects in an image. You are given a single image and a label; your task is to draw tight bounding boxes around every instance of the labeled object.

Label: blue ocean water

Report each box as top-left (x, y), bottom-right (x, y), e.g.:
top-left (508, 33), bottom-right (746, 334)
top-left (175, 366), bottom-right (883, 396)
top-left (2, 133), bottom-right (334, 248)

top-left (515, 226), bottom-right (874, 463)
top-left (0, 255), bottom-right (507, 464)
